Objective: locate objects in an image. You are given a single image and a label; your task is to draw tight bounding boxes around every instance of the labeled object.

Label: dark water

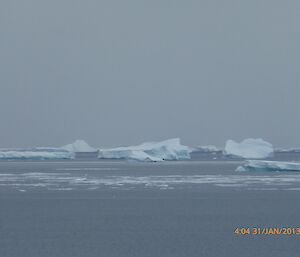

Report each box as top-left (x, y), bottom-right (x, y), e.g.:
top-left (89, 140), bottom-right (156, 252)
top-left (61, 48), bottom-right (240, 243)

top-left (0, 161), bottom-right (300, 257)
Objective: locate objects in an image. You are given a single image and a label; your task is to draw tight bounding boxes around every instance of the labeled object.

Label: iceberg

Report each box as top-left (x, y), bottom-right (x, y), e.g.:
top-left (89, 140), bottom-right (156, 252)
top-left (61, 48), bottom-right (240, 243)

top-left (0, 140), bottom-right (97, 160)
top-left (192, 145), bottom-right (221, 153)
top-left (61, 140), bottom-right (97, 153)
top-left (0, 150), bottom-right (73, 160)
top-left (236, 160), bottom-right (300, 172)
top-left (225, 138), bottom-right (273, 159)
top-left (275, 148), bottom-right (300, 153)
top-left (99, 138), bottom-right (191, 162)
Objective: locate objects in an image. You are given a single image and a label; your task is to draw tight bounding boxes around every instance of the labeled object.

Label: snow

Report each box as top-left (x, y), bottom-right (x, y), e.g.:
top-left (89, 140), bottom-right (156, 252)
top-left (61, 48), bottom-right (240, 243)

top-left (0, 150), bottom-right (74, 160)
top-left (99, 138), bottom-right (191, 162)
top-left (236, 160), bottom-right (300, 172)
top-left (225, 138), bottom-right (273, 159)
top-left (61, 140), bottom-right (96, 153)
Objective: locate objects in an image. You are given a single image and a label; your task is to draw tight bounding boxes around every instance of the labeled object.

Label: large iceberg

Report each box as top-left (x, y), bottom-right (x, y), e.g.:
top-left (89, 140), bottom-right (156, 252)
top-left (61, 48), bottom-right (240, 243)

top-left (99, 138), bottom-right (191, 162)
top-left (236, 160), bottom-right (300, 172)
top-left (61, 140), bottom-right (97, 153)
top-left (0, 149), bottom-right (73, 160)
top-left (225, 138), bottom-right (273, 159)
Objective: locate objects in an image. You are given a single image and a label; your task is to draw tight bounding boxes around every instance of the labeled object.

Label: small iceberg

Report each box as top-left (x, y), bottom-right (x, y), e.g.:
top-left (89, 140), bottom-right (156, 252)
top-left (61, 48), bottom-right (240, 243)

top-left (236, 160), bottom-right (300, 172)
top-left (275, 148), bottom-right (300, 153)
top-left (61, 140), bottom-right (97, 153)
top-left (225, 138), bottom-right (273, 159)
top-left (99, 138), bottom-right (191, 162)
top-left (192, 145), bottom-right (221, 153)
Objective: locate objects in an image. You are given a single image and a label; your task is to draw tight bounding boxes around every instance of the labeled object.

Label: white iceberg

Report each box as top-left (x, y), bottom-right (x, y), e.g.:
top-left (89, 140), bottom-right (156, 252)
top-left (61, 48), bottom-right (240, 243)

top-left (61, 140), bottom-right (97, 153)
top-left (236, 160), bottom-right (300, 172)
top-left (225, 138), bottom-right (273, 159)
top-left (0, 150), bottom-right (73, 160)
top-left (99, 138), bottom-right (191, 162)
top-left (99, 149), bottom-right (163, 162)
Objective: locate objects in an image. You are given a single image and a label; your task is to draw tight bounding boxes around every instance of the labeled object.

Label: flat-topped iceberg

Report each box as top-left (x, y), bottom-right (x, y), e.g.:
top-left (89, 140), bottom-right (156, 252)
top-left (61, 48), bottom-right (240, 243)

top-left (0, 150), bottom-right (73, 160)
top-left (0, 139), bottom-right (96, 160)
top-left (225, 138), bottom-right (273, 159)
top-left (99, 138), bottom-right (191, 162)
top-left (61, 140), bottom-right (97, 153)
top-left (236, 160), bottom-right (300, 172)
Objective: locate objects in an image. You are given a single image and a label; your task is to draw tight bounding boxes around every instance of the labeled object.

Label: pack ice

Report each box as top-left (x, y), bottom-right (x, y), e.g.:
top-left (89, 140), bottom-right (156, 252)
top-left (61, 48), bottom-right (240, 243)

top-left (99, 138), bottom-right (191, 162)
top-left (225, 138), bottom-right (273, 159)
top-left (236, 160), bottom-right (300, 172)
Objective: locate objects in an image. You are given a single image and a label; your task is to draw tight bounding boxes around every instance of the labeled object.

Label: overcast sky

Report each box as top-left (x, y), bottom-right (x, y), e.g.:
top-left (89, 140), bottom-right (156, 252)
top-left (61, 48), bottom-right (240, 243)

top-left (0, 0), bottom-right (300, 148)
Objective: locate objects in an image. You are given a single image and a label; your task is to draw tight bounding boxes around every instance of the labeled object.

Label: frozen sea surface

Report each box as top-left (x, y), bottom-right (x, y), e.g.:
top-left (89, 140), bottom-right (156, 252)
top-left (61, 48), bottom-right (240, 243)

top-left (0, 160), bottom-right (300, 257)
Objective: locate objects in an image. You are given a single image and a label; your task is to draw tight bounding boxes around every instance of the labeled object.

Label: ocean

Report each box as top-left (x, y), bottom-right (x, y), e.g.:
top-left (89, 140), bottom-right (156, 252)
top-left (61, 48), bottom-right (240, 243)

top-left (0, 160), bottom-right (299, 257)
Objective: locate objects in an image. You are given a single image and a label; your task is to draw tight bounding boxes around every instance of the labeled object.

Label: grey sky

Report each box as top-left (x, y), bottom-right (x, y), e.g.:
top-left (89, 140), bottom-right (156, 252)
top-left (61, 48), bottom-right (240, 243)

top-left (0, 0), bottom-right (300, 148)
